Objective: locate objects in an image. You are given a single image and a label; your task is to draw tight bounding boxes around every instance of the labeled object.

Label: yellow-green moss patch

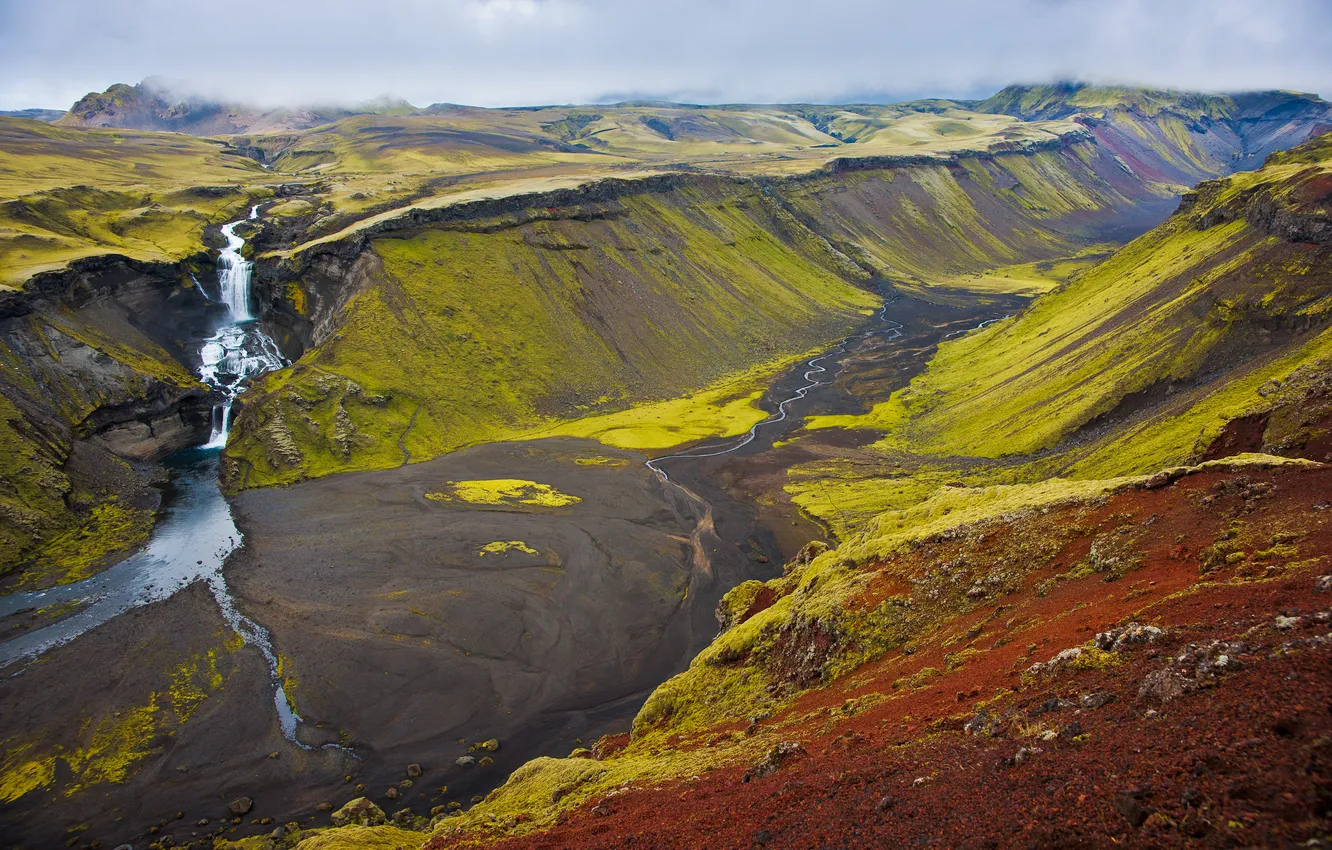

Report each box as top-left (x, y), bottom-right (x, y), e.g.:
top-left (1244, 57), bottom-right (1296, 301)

top-left (427, 479), bottom-right (581, 509)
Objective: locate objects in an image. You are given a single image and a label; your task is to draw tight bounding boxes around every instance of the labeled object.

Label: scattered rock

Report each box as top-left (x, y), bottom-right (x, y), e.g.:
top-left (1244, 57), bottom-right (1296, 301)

top-left (744, 741), bottom-right (805, 781)
top-left (1022, 650), bottom-right (1086, 676)
top-left (455, 756), bottom-right (476, 768)
top-left (354, 783), bottom-right (366, 794)
top-left (478, 756), bottom-right (494, 766)
top-left (1080, 692), bottom-right (1116, 710)
top-left (195, 819), bottom-right (209, 827)
top-left (406, 763), bottom-right (422, 778)
top-left (1138, 668), bottom-right (1193, 703)
top-left (753, 828), bottom-right (772, 846)
top-left (315, 802), bottom-right (333, 813)
top-left (399, 779), bottom-right (414, 789)
top-left (876, 796), bottom-right (896, 813)
top-left (269, 826), bottom-right (286, 840)
top-left (1059, 721), bottom-right (1084, 740)
top-left (1179, 810), bottom-right (1213, 838)
top-left (430, 805), bottom-right (447, 816)
top-left (1095, 622), bottom-right (1165, 652)
top-left (1029, 696), bottom-right (1073, 716)
top-left (963, 709), bottom-right (994, 736)
top-left (1316, 575), bottom-right (1332, 593)
top-left (1009, 746), bottom-right (1038, 766)
top-left (385, 787), bottom-right (399, 800)
top-left (1275, 615), bottom-right (1301, 630)
top-left (391, 808), bottom-right (415, 828)
top-left (228, 797), bottom-right (253, 816)
top-left (267, 751), bottom-right (280, 759)
top-left (1114, 789), bottom-right (1151, 827)
top-left (330, 797), bottom-right (387, 828)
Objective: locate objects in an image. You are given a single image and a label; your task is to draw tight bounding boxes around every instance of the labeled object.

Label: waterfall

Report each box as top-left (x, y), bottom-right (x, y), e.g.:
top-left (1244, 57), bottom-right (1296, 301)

top-left (199, 205), bottom-right (286, 448)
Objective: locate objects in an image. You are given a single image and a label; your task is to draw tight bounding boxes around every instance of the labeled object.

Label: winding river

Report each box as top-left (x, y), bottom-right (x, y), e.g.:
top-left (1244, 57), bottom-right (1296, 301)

top-left (0, 208), bottom-right (331, 747)
top-left (647, 305), bottom-right (903, 481)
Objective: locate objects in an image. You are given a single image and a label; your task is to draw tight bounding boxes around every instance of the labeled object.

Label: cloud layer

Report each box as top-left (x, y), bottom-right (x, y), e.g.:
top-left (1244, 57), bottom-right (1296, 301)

top-left (2, 0), bottom-right (1330, 110)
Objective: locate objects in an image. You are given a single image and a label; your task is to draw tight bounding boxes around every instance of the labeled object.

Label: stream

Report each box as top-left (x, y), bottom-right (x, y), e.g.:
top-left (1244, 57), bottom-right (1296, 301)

top-left (0, 207), bottom-right (329, 748)
top-left (647, 305), bottom-right (903, 481)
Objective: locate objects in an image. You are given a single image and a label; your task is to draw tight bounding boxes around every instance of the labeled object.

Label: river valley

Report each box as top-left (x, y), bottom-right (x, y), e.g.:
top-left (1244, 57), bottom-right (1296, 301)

top-left (0, 275), bottom-right (1007, 848)
top-left (0, 210), bottom-right (1014, 847)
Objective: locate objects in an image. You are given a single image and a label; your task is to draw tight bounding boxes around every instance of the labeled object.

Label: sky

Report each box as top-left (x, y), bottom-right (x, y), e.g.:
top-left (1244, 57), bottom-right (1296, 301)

top-left (2, 0), bottom-right (1331, 110)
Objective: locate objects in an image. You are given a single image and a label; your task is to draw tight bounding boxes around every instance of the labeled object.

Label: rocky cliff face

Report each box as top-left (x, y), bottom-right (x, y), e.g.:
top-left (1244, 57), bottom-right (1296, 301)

top-left (0, 257), bottom-right (224, 585)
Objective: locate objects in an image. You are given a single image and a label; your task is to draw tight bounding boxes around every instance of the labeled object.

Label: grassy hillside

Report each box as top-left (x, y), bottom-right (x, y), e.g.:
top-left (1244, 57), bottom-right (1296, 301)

top-left (0, 117), bottom-right (273, 285)
top-left (225, 122), bottom-right (1332, 488)
top-left (221, 179), bottom-right (879, 489)
top-left (248, 133), bottom-right (1332, 850)
top-left (232, 452), bottom-right (1332, 848)
top-left (978, 83), bottom-right (1332, 175)
top-left (793, 131), bottom-right (1332, 535)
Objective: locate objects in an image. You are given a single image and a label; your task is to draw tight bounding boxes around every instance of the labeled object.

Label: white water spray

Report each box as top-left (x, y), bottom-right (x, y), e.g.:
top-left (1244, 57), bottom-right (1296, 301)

top-left (199, 205), bottom-right (286, 448)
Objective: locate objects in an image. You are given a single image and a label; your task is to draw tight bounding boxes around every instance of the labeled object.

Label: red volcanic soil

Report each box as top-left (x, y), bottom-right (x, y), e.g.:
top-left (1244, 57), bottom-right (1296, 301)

top-left (448, 464), bottom-right (1332, 849)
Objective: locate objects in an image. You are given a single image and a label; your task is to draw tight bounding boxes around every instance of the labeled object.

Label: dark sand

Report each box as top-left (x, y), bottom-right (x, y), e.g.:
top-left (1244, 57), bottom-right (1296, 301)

top-left (0, 291), bottom-right (1004, 848)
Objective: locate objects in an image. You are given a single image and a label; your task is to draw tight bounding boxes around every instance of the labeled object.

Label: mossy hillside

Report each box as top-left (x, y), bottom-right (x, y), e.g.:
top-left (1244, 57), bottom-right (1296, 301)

top-left (0, 117), bottom-right (274, 285)
top-left (978, 83), bottom-right (1316, 123)
top-left (0, 265), bottom-right (210, 579)
top-left (978, 84), bottom-right (1332, 179)
top-left (842, 218), bottom-right (1330, 461)
top-left (925, 244), bottom-right (1115, 296)
top-left (775, 144), bottom-right (1178, 293)
top-left (792, 139), bottom-right (1332, 536)
top-left (223, 182), bottom-right (878, 488)
top-left (408, 454), bottom-right (1315, 848)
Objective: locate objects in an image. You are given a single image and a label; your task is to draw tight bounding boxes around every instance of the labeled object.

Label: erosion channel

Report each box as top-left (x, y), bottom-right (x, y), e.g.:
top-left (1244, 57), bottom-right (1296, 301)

top-left (0, 232), bottom-right (1010, 846)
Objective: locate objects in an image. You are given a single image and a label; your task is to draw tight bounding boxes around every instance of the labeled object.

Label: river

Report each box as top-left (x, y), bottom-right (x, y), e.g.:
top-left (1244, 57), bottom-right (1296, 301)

top-left (0, 206), bottom-right (325, 745)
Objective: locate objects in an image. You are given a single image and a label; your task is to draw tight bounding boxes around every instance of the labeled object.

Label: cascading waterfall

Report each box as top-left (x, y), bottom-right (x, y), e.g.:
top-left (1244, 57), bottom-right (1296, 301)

top-left (199, 205), bottom-right (286, 448)
top-left (0, 204), bottom-right (347, 754)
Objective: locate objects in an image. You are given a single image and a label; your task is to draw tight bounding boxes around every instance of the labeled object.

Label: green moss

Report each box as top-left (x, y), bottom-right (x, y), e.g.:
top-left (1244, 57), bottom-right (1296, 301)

top-left (0, 644), bottom-right (234, 802)
top-left (224, 182), bottom-right (877, 489)
top-left (0, 118), bottom-right (270, 285)
top-left (291, 826), bottom-right (426, 850)
top-left (19, 500), bottom-right (154, 587)
top-left (426, 479), bottom-right (580, 508)
top-left (793, 140), bottom-right (1332, 535)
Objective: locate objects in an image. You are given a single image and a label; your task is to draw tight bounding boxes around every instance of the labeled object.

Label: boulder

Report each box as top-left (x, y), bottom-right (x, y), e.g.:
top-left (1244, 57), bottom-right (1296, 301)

top-left (229, 797), bottom-right (253, 815)
top-left (330, 797), bottom-right (387, 828)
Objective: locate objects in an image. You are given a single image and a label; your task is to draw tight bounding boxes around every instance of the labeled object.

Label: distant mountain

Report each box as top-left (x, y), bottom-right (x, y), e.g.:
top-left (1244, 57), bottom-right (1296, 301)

top-left (55, 79), bottom-right (416, 135)
top-left (975, 82), bottom-right (1332, 172)
top-left (0, 108), bottom-right (63, 122)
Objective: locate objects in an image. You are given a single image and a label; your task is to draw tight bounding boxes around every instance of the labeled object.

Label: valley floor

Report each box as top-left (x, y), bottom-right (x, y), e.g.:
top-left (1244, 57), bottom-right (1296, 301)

top-left (437, 461), bottom-right (1332, 849)
top-left (0, 291), bottom-right (1007, 848)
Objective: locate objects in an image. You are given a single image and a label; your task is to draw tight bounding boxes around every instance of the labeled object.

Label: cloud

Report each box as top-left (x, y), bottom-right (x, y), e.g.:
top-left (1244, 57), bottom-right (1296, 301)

top-left (1, 0), bottom-right (1329, 109)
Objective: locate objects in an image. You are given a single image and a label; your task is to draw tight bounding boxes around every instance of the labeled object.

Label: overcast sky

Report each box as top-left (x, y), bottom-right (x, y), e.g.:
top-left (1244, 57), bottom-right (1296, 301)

top-left (3, 0), bottom-right (1331, 110)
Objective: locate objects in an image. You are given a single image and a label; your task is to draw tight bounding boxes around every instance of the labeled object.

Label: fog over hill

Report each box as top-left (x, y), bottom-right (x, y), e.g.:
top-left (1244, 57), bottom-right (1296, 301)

top-left (2, 0), bottom-right (1331, 110)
